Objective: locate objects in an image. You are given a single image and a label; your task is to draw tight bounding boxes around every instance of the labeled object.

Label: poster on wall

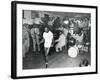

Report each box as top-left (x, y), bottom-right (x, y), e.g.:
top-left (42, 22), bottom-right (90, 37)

top-left (11, 1), bottom-right (98, 79)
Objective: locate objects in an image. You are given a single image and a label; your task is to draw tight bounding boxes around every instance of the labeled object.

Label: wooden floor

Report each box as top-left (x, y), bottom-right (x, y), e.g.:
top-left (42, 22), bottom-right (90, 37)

top-left (23, 47), bottom-right (90, 69)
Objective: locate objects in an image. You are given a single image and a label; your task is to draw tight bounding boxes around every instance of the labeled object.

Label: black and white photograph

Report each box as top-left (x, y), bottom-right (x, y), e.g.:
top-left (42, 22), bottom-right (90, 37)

top-left (11, 1), bottom-right (97, 79)
top-left (22, 10), bottom-right (91, 69)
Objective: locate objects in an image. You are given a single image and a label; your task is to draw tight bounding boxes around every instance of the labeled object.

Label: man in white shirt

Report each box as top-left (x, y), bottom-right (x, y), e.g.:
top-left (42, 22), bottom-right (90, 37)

top-left (55, 31), bottom-right (66, 52)
top-left (30, 28), bottom-right (36, 52)
top-left (73, 30), bottom-right (83, 43)
top-left (72, 30), bottom-right (84, 50)
top-left (41, 27), bottom-right (53, 68)
top-left (34, 28), bottom-right (40, 52)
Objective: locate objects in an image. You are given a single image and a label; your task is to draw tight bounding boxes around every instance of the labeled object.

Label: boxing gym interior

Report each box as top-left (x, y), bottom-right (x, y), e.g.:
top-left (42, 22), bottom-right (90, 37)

top-left (22, 10), bottom-right (91, 69)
